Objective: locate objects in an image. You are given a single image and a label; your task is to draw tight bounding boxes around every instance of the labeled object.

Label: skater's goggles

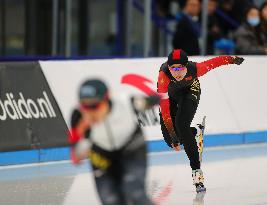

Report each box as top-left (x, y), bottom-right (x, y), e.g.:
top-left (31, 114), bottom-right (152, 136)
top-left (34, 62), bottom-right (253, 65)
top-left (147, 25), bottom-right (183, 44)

top-left (81, 102), bottom-right (102, 110)
top-left (80, 94), bottom-right (109, 110)
top-left (168, 64), bottom-right (186, 71)
top-left (171, 66), bottom-right (186, 71)
top-left (80, 99), bottom-right (102, 110)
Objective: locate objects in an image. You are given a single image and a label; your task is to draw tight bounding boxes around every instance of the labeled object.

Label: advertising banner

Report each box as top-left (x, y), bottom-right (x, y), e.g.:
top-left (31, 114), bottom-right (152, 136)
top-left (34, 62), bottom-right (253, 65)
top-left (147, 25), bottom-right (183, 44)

top-left (0, 62), bottom-right (68, 151)
top-left (40, 56), bottom-right (267, 141)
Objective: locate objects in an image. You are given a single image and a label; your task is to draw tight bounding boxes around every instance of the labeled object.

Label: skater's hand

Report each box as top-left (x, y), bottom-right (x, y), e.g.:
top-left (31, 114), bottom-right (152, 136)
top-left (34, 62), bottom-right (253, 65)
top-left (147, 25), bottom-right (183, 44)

top-left (71, 139), bottom-right (91, 165)
top-left (232, 56), bottom-right (244, 65)
top-left (75, 138), bottom-right (91, 159)
top-left (172, 143), bottom-right (181, 152)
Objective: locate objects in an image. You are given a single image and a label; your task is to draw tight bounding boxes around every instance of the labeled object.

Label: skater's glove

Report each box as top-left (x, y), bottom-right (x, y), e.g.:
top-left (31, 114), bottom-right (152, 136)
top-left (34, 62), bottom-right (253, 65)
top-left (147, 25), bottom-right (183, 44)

top-left (171, 136), bottom-right (181, 151)
top-left (70, 139), bottom-right (91, 165)
top-left (171, 143), bottom-right (181, 152)
top-left (171, 135), bottom-right (179, 145)
top-left (68, 128), bottom-right (90, 165)
top-left (70, 147), bottom-right (81, 165)
top-left (146, 94), bottom-right (161, 107)
top-left (233, 56), bottom-right (244, 65)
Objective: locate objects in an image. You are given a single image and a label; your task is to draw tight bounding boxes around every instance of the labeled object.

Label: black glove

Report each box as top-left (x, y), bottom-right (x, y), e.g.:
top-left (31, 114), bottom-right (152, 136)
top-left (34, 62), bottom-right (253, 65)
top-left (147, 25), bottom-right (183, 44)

top-left (132, 95), bottom-right (160, 111)
top-left (146, 95), bottom-right (160, 107)
top-left (233, 56), bottom-right (244, 65)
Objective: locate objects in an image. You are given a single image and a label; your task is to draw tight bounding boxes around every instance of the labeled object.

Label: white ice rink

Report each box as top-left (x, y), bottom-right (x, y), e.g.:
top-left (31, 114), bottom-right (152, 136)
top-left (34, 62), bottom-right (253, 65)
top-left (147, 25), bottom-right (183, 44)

top-left (1, 143), bottom-right (267, 205)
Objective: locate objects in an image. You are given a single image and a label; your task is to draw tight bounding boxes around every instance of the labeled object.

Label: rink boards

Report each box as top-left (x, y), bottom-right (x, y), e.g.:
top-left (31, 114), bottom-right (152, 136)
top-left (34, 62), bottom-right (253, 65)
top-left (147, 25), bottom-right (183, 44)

top-left (1, 56), bottom-right (267, 165)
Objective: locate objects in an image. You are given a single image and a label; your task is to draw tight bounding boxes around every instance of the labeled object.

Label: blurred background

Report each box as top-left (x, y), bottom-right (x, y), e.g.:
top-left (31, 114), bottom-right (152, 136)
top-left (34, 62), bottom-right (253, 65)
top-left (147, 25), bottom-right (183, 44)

top-left (1, 0), bottom-right (267, 59)
top-left (1, 1), bottom-right (267, 205)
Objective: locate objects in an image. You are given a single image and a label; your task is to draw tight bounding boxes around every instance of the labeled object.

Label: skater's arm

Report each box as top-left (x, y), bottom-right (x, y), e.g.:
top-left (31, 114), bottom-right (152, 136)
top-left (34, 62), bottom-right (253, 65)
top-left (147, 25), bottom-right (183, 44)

top-left (157, 71), bottom-right (178, 143)
top-left (196, 56), bottom-right (244, 77)
top-left (69, 109), bottom-right (91, 145)
top-left (69, 109), bottom-right (91, 164)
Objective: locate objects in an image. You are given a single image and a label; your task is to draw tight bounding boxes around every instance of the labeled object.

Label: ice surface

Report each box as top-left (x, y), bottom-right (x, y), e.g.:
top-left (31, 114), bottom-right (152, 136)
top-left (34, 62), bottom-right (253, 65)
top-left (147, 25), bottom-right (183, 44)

top-left (1, 143), bottom-right (267, 205)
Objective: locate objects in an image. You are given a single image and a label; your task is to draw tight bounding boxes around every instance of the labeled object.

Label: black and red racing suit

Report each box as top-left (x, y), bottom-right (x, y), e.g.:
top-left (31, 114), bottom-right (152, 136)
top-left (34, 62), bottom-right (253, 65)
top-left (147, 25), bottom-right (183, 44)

top-left (157, 56), bottom-right (235, 170)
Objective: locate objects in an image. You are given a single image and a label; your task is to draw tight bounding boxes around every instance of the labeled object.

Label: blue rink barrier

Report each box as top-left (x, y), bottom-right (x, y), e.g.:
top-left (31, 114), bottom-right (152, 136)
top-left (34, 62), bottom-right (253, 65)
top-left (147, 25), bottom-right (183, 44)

top-left (1, 131), bottom-right (267, 166)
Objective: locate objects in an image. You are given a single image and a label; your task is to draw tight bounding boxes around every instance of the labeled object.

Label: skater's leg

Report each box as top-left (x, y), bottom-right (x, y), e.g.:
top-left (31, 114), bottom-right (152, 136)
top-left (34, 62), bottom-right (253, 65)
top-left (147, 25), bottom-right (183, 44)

top-left (94, 171), bottom-right (124, 205)
top-left (91, 145), bottom-right (125, 205)
top-left (175, 98), bottom-right (206, 192)
top-left (121, 145), bottom-right (153, 205)
top-left (175, 98), bottom-right (200, 170)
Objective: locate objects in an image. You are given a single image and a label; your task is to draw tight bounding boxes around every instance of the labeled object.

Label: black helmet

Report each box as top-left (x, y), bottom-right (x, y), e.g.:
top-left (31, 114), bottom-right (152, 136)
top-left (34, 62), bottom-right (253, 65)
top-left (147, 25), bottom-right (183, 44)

top-left (167, 49), bottom-right (188, 66)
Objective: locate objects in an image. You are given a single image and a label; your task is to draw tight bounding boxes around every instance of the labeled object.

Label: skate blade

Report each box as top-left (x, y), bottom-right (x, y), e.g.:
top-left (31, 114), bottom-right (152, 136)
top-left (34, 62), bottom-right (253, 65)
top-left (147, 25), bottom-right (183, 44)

top-left (199, 116), bottom-right (206, 163)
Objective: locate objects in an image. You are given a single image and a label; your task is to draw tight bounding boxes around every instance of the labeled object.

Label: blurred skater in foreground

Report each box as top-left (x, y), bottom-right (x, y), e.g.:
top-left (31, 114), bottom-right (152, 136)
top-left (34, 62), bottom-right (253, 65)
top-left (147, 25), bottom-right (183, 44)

top-left (68, 79), bottom-right (159, 205)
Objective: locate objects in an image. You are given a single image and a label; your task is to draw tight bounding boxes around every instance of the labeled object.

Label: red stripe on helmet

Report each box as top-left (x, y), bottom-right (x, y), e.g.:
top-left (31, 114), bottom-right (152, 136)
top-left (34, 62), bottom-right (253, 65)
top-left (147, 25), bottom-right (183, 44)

top-left (172, 49), bottom-right (181, 60)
